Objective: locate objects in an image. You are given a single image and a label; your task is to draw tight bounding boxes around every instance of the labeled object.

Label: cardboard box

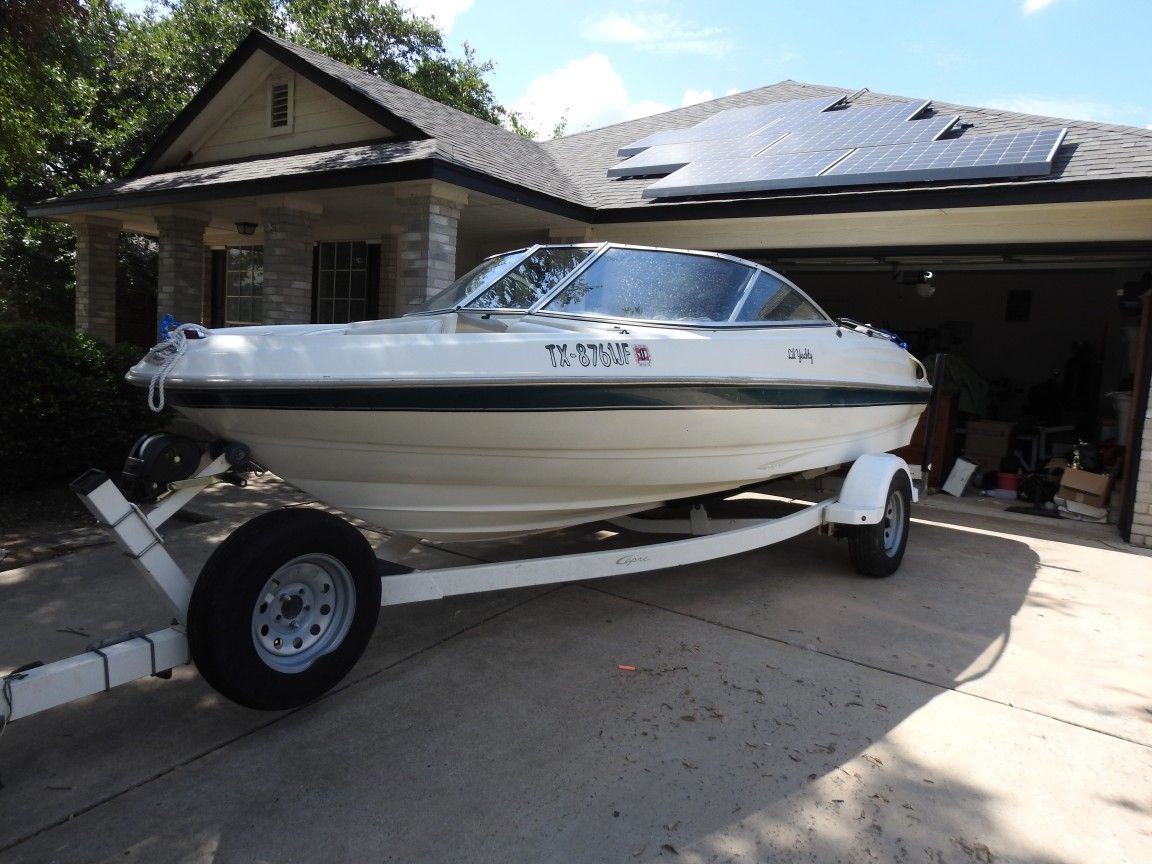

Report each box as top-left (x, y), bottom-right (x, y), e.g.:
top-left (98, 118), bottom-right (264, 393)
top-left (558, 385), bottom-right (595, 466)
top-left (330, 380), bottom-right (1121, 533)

top-left (1056, 468), bottom-right (1113, 509)
top-left (964, 421), bottom-right (1015, 469)
top-left (1055, 497), bottom-right (1108, 522)
top-left (967, 420), bottom-right (1015, 444)
top-left (964, 449), bottom-right (1007, 471)
top-left (967, 419), bottom-right (1013, 460)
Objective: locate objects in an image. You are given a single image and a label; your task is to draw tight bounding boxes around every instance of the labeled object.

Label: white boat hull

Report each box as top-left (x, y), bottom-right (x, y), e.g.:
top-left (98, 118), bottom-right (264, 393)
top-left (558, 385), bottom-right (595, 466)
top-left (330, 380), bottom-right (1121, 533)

top-left (133, 287), bottom-right (931, 540)
top-left (171, 395), bottom-right (924, 539)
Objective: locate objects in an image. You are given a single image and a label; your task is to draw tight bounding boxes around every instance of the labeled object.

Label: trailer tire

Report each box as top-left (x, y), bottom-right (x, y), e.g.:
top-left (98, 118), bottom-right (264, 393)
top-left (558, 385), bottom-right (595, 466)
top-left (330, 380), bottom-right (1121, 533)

top-left (846, 471), bottom-right (911, 578)
top-left (188, 508), bottom-right (380, 710)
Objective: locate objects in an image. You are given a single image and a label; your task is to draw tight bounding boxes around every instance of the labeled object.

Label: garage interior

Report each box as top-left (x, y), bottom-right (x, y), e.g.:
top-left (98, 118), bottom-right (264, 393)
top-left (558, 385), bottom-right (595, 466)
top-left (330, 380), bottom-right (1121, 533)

top-left (742, 244), bottom-right (1152, 533)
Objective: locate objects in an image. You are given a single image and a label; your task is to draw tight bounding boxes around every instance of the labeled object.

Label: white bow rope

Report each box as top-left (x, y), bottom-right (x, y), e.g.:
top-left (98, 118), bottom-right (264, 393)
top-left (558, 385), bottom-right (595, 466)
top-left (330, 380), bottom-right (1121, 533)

top-left (146, 324), bottom-right (210, 412)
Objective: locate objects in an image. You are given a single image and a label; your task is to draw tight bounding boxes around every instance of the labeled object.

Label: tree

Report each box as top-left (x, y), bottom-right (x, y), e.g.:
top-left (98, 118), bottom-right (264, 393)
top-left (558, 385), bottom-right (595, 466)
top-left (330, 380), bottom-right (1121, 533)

top-left (0, 0), bottom-right (96, 323)
top-left (0, 0), bottom-right (516, 330)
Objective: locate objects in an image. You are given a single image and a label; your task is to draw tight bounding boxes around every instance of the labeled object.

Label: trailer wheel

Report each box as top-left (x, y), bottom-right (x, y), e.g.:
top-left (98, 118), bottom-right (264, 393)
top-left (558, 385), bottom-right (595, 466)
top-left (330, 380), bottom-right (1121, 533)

top-left (188, 508), bottom-right (380, 710)
top-left (847, 471), bottom-right (911, 578)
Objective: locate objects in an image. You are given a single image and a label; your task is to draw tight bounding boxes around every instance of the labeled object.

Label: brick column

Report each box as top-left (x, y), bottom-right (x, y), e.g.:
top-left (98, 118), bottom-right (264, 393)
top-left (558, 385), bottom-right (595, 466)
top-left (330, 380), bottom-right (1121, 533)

top-left (260, 204), bottom-right (319, 324)
top-left (378, 232), bottom-right (399, 318)
top-left (1131, 391), bottom-right (1152, 548)
top-left (395, 183), bottom-right (468, 314)
top-left (156, 211), bottom-right (209, 327)
top-left (71, 216), bottom-right (121, 343)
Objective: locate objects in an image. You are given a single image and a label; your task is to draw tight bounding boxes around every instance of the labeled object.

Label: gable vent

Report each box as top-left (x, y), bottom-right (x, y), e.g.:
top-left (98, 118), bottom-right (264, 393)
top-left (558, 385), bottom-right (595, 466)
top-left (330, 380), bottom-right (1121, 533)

top-left (269, 81), bottom-right (292, 130)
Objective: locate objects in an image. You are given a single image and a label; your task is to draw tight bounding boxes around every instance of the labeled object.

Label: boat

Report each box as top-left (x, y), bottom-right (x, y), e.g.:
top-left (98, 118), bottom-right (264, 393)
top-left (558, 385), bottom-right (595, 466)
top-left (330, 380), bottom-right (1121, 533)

top-left (128, 243), bottom-right (932, 540)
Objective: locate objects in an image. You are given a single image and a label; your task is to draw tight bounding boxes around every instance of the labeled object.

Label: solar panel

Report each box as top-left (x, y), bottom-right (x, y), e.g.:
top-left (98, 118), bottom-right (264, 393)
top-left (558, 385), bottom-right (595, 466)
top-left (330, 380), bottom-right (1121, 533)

top-left (616, 96), bottom-right (843, 157)
top-left (761, 114), bottom-right (956, 156)
top-left (617, 128), bottom-right (707, 158)
top-left (642, 149), bottom-right (853, 198)
top-left (616, 125), bottom-right (768, 159)
top-left (766, 100), bottom-right (931, 134)
top-left (824, 128), bottom-right (1068, 182)
top-left (609, 132), bottom-right (787, 178)
top-left (692, 96), bottom-right (845, 130)
top-left (611, 91), bottom-right (1068, 197)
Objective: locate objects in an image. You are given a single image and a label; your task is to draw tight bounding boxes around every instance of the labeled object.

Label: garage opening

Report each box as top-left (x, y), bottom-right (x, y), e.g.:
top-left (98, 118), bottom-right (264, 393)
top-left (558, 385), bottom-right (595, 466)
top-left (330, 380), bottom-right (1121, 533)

top-left (741, 245), bottom-right (1152, 535)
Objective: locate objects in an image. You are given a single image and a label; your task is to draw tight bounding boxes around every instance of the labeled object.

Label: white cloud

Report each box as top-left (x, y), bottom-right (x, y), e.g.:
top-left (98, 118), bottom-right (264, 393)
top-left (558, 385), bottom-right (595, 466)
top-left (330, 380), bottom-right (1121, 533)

top-left (1022, 0), bottom-right (1059, 14)
top-left (583, 12), bottom-right (731, 58)
top-left (511, 54), bottom-right (670, 138)
top-left (584, 15), bottom-right (650, 43)
top-left (402, 0), bottom-right (474, 33)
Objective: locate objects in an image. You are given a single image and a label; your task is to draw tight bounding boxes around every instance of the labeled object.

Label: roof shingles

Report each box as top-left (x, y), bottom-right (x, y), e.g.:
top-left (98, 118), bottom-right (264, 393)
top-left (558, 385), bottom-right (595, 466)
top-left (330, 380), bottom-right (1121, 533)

top-left (261, 33), bottom-right (591, 205)
top-left (32, 37), bottom-right (1152, 215)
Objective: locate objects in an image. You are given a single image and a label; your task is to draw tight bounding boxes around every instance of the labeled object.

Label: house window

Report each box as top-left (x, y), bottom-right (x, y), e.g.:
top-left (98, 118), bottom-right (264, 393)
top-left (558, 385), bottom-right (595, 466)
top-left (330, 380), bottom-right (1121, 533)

top-left (224, 245), bottom-right (264, 326)
top-left (268, 80), bottom-right (293, 132)
top-left (314, 241), bottom-right (378, 323)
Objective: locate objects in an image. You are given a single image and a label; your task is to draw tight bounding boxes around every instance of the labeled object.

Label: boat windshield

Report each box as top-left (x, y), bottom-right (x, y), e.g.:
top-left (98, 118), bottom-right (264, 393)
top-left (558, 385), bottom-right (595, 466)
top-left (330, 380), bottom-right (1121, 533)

top-left (731, 271), bottom-right (828, 323)
top-left (464, 247), bottom-right (595, 310)
top-left (542, 247), bottom-right (812, 324)
top-left (414, 251), bottom-right (522, 313)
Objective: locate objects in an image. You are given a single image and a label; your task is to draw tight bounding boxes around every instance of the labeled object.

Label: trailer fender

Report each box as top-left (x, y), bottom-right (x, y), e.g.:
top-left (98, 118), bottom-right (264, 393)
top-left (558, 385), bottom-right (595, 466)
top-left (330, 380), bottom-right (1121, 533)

top-left (825, 454), bottom-right (916, 526)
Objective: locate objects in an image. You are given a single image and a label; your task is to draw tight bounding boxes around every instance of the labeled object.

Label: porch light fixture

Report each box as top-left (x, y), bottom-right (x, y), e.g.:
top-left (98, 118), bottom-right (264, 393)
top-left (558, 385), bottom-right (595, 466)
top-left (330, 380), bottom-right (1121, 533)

top-left (235, 221), bottom-right (257, 236)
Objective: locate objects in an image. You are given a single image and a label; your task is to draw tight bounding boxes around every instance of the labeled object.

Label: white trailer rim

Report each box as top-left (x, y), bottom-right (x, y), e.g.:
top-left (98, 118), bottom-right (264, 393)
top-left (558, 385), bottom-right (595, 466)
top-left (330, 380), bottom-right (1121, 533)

top-left (252, 553), bottom-right (356, 673)
top-left (883, 488), bottom-right (907, 555)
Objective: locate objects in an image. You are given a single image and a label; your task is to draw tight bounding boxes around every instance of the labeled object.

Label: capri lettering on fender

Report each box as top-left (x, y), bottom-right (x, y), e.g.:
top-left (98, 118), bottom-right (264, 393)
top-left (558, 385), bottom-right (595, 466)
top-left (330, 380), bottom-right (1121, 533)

top-left (545, 342), bottom-right (633, 369)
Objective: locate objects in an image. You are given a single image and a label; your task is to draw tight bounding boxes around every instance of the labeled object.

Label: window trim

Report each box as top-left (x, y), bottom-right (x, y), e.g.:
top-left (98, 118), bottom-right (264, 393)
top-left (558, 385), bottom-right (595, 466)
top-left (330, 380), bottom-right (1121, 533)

top-left (312, 240), bottom-right (380, 324)
top-left (220, 244), bottom-right (265, 327)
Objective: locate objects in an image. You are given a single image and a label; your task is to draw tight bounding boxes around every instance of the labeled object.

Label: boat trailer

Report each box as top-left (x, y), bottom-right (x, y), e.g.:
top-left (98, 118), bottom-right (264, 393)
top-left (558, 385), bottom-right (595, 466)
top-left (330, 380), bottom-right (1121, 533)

top-left (2, 450), bottom-right (915, 723)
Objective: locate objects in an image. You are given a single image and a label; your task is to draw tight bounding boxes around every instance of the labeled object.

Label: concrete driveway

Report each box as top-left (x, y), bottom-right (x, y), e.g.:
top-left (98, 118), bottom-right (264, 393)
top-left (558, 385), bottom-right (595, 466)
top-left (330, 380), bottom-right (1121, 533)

top-left (1, 477), bottom-right (1149, 863)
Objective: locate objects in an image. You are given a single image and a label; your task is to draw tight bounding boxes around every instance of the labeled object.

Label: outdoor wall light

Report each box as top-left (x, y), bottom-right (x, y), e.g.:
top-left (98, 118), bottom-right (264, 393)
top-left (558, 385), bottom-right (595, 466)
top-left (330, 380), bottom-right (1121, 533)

top-left (235, 221), bottom-right (257, 236)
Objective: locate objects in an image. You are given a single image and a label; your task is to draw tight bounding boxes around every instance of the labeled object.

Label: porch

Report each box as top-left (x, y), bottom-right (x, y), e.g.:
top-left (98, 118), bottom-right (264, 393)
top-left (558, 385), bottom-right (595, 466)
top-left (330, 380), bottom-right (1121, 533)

top-left (64, 179), bottom-right (592, 343)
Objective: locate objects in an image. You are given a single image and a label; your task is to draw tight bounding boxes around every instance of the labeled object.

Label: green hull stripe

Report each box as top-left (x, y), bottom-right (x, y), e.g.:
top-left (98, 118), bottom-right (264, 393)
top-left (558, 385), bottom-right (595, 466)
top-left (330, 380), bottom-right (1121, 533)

top-left (167, 383), bottom-right (930, 412)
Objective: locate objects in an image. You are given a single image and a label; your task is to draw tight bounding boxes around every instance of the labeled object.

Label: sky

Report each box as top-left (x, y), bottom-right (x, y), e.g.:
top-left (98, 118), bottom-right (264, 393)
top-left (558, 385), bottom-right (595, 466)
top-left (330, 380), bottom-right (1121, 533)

top-left (122, 0), bottom-right (1152, 138)
top-left (404, 0), bottom-right (1152, 137)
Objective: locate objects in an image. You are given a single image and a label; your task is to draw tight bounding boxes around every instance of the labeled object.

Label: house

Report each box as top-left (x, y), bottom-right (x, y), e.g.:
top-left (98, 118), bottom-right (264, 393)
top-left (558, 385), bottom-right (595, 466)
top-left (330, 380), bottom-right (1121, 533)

top-left (27, 30), bottom-right (1152, 547)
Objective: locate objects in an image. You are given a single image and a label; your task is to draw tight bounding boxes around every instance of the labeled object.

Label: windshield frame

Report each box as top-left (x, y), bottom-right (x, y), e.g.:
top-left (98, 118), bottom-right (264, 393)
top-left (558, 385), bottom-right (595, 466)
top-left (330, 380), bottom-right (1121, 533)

top-left (526, 244), bottom-right (834, 329)
top-left (461, 243), bottom-right (606, 312)
top-left (406, 246), bottom-right (536, 316)
top-left (405, 242), bottom-right (834, 328)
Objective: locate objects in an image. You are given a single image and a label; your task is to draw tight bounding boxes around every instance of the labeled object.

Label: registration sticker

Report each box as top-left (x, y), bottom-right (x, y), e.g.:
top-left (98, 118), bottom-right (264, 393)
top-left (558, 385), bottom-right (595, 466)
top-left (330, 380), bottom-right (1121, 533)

top-left (633, 344), bottom-right (652, 367)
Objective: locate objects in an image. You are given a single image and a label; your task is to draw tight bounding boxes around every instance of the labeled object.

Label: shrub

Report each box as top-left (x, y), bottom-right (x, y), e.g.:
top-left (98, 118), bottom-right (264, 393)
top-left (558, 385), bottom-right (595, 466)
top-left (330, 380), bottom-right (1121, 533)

top-left (0, 322), bottom-right (166, 492)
